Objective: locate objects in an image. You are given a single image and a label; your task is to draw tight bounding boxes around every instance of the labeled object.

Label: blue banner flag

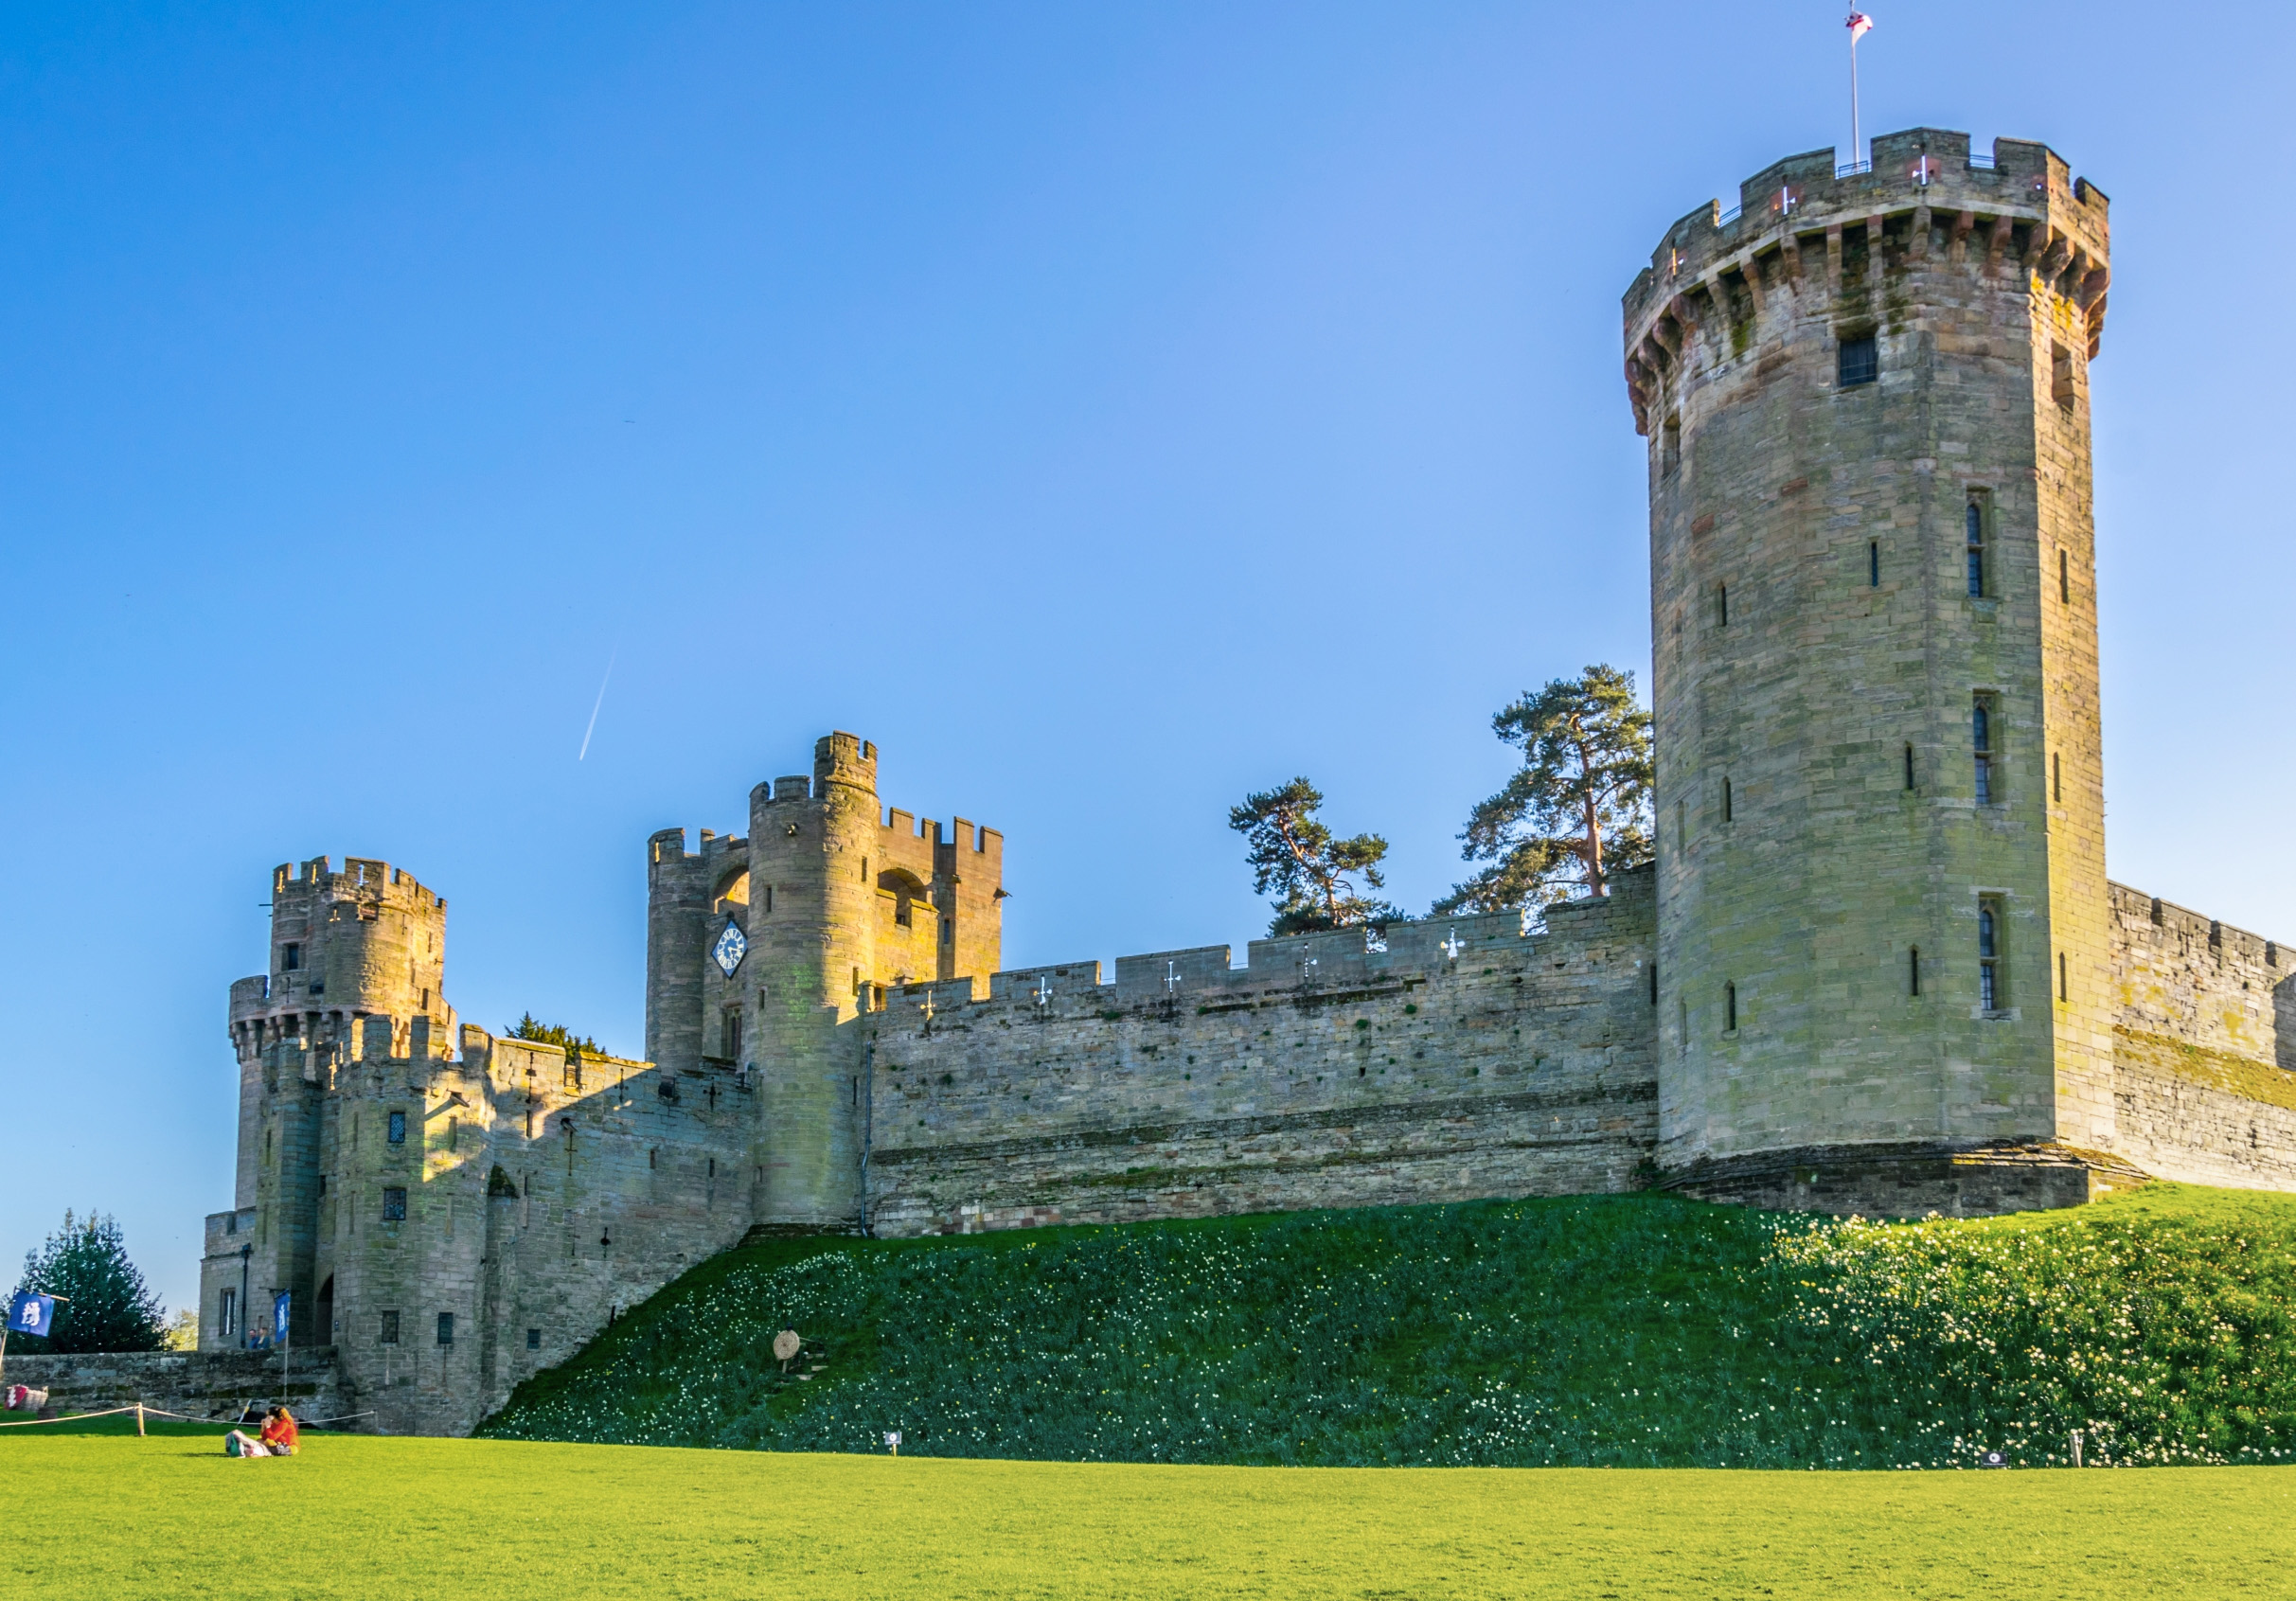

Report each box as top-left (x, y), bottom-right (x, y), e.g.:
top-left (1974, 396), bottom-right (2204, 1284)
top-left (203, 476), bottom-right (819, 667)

top-left (273, 1292), bottom-right (292, 1343)
top-left (7, 1292), bottom-right (54, 1338)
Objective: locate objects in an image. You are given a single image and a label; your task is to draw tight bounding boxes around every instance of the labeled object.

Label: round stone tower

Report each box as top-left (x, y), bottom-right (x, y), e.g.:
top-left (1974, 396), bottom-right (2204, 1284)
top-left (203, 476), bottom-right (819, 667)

top-left (744, 732), bottom-right (882, 1227)
top-left (1624, 128), bottom-right (2115, 1212)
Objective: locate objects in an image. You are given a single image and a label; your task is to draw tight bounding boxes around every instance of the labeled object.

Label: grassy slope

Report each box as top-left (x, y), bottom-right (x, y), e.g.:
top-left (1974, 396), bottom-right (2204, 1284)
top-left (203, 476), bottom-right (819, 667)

top-left (483, 1184), bottom-right (2296, 1468)
top-left (6, 1433), bottom-right (2294, 1601)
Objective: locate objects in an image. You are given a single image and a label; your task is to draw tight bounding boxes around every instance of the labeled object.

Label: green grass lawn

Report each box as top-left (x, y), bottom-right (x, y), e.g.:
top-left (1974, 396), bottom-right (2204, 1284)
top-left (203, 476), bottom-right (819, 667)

top-left (486, 1184), bottom-right (2296, 1469)
top-left (4, 1432), bottom-right (2290, 1599)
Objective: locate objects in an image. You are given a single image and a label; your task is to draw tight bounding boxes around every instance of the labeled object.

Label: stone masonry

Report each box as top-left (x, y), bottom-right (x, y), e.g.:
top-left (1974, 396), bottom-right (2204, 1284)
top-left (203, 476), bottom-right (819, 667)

top-left (196, 128), bottom-right (2296, 1436)
top-left (1625, 130), bottom-right (2122, 1203)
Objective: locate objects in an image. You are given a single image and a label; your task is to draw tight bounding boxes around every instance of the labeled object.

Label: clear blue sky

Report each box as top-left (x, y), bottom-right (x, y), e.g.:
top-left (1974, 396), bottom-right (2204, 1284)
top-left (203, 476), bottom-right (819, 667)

top-left (4, 3), bottom-right (2290, 1311)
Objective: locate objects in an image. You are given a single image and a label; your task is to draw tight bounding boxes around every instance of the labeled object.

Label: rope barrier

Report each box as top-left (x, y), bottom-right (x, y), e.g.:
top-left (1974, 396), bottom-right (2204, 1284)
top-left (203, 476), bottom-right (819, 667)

top-left (0, 1405), bottom-right (142, 1428)
top-left (1, 1403), bottom-right (378, 1430)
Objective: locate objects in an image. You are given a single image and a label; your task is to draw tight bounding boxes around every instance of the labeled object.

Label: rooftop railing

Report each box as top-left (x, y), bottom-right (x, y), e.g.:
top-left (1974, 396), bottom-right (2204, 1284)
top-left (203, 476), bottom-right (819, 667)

top-left (1836, 158), bottom-right (1873, 178)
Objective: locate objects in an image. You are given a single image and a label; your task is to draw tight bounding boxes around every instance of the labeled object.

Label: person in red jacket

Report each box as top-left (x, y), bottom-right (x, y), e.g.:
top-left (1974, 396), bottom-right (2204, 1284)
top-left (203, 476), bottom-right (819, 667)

top-left (258, 1406), bottom-right (299, 1456)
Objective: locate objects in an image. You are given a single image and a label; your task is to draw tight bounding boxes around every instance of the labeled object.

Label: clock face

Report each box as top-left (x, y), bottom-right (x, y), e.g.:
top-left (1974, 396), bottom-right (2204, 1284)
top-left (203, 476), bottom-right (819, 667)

top-left (712, 921), bottom-right (748, 977)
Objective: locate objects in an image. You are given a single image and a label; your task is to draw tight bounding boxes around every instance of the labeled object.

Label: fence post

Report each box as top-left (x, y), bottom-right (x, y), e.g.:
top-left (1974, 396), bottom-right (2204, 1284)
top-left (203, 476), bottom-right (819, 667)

top-left (135, 1402), bottom-right (146, 1437)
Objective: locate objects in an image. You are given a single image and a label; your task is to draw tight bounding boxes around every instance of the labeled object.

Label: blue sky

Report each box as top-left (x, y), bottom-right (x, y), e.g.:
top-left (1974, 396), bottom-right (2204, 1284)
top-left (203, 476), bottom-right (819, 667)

top-left (3, 3), bottom-right (2290, 1310)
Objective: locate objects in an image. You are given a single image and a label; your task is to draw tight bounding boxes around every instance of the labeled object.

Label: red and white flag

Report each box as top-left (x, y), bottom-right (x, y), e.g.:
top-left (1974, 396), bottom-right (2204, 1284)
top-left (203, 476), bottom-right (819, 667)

top-left (1846, 12), bottom-right (1874, 41)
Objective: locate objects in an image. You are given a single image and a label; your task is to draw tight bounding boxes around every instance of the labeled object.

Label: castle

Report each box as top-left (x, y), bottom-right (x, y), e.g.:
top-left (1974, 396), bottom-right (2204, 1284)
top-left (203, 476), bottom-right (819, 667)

top-left (199, 129), bottom-right (2296, 1435)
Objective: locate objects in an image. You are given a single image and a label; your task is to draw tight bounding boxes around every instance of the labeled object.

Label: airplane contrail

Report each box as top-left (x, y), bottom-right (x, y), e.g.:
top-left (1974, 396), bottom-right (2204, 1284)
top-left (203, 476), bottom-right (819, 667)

top-left (578, 648), bottom-right (617, 761)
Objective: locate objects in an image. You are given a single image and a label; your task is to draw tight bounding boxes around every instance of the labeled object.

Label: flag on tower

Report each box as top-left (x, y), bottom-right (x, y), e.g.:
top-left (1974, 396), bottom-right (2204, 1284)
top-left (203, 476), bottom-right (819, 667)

top-left (1846, 12), bottom-right (1874, 41)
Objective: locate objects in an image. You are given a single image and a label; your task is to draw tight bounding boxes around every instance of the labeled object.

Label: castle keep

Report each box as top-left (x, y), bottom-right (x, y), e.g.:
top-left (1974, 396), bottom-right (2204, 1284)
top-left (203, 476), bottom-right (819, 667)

top-left (201, 130), bottom-right (2296, 1435)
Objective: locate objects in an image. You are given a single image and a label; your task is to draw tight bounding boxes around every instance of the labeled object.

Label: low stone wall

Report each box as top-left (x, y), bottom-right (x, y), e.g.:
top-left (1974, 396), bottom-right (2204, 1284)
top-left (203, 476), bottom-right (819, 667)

top-left (1662, 1141), bottom-right (2145, 1218)
top-left (1, 1347), bottom-right (347, 1427)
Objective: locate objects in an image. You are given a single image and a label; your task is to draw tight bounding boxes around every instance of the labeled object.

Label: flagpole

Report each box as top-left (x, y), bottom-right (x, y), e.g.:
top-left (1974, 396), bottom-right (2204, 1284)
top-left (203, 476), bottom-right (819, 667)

top-left (1849, 25), bottom-right (1861, 167)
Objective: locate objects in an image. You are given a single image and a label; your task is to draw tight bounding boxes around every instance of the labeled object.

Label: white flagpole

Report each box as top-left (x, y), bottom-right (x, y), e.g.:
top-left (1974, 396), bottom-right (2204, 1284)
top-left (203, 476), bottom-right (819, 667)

top-left (1849, 25), bottom-right (1861, 167)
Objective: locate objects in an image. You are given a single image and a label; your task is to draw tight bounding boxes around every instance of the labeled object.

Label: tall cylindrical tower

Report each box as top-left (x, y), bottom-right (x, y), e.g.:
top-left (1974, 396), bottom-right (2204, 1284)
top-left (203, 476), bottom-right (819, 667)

top-left (745, 732), bottom-right (880, 1226)
top-left (1625, 128), bottom-right (2114, 1210)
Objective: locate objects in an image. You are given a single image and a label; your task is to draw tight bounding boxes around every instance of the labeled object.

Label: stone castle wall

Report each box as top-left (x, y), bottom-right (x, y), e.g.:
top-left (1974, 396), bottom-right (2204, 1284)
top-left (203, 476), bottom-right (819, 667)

top-left (860, 872), bottom-right (1660, 1236)
top-left (2109, 883), bottom-right (2296, 1190)
top-left (202, 1028), bottom-right (756, 1436)
top-left (1, 1347), bottom-right (346, 1426)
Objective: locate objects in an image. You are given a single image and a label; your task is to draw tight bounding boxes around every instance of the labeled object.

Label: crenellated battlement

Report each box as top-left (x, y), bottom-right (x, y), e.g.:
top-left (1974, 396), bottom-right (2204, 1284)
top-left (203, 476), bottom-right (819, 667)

top-left (1620, 129), bottom-right (2110, 436)
top-left (813, 730), bottom-right (877, 792)
top-left (875, 868), bottom-right (1654, 1029)
top-left (271, 855), bottom-right (446, 912)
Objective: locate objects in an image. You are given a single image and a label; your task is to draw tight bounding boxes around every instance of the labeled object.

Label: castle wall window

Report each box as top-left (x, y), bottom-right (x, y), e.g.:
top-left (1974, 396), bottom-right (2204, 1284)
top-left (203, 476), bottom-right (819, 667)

top-left (942, 912), bottom-right (954, 945)
top-left (1910, 947), bottom-right (1922, 997)
top-left (1721, 776), bottom-right (1734, 823)
top-left (1869, 541), bottom-right (1879, 588)
top-left (380, 1310), bottom-right (399, 1345)
top-left (722, 1006), bottom-right (743, 1059)
top-left (1661, 416), bottom-right (1681, 475)
top-left (218, 1288), bottom-right (238, 1340)
top-left (2060, 549), bottom-right (2072, 604)
top-left (526, 1327), bottom-right (541, 1351)
top-left (1838, 333), bottom-right (1878, 387)
top-left (436, 1312), bottom-right (454, 1346)
top-left (282, 943), bottom-right (301, 971)
top-left (1717, 583), bottom-right (1728, 628)
top-left (387, 1111), bottom-right (406, 1146)
top-left (1724, 982), bottom-right (1738, 1033)
top-left (2053, 752), bottom-right (2062, 803)
top-left (1972, 697), bottom-right (1995, 804)
top-left (2059, 951), bottom-right (2070, 1002)
top-left (1904, 743), bottom-right (1916, 791)
top-left (2052, 341), bottom-right (2074, 407)
top-left (1965, 497), bottom-right (1988, 596)
top-left (383, 1186), bottom-right (407, 1221)
top-left (1979, 899), bottom-right (2004, 1011)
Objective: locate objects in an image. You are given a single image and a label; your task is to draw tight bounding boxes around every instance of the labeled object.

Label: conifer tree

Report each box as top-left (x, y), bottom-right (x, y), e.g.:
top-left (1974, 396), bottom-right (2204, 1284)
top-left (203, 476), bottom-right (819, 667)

top-left (506, 1013), bottom-right (603, 1058)
top-left (9, 1210), bottom-right (169, 1354)
top-left (1230, 777), bottom-right (1406, 936)
top-left (1434, 665), bottom-right (1654, 913)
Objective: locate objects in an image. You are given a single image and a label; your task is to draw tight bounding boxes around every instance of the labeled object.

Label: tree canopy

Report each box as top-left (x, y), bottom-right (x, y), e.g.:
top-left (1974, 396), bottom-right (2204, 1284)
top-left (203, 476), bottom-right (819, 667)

top-left (1230, 777), bottom-right (1406, 936)
top-left (1433, 665), bottom-right (1654, 913)
top-left (506, 1013), bottom-right (603, 1058)
top-left (9, 1210), bottom-right (169, 1354)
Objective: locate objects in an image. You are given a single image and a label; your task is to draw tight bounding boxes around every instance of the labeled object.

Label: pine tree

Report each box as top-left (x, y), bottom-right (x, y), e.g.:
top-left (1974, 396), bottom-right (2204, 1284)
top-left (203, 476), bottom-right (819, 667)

top-left (506, 1013), bottom-right (603, 1058)
top-left (1230, 777), bottom-right (1407, 936)
top-left (9, 1210), bottom-right (169, 1354)
top-left (1433, 665), bottom-right (1655, 913)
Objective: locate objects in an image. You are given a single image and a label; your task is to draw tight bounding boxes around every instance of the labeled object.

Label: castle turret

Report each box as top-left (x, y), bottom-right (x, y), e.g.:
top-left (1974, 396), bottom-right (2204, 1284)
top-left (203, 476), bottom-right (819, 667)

top-left (217, 858), bottom-right (454, 1346)
top-left (1627, 130), bottom-right (2114, 1209)
top-left (640, 734), bottom-right (1005, 1228)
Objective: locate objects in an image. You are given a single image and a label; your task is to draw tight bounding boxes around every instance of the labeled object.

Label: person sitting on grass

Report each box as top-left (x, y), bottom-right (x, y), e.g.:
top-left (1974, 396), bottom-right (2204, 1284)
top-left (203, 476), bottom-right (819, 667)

top-left (224, 1407), bottom-right (298, 1457)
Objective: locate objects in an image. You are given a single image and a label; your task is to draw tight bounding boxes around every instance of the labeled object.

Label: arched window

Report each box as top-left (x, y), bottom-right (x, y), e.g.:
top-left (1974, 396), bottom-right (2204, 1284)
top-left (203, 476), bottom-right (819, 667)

top-left (1979, 901), bottom-right (2002, 1010)
top-left (1972, 698), bottom-right (1994, 804)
